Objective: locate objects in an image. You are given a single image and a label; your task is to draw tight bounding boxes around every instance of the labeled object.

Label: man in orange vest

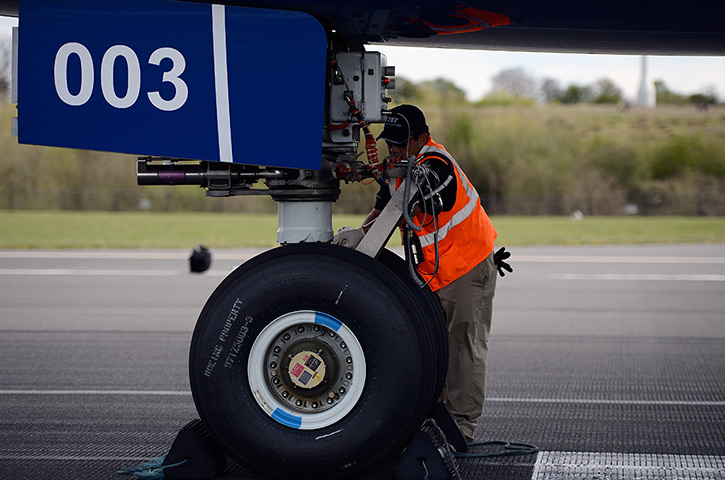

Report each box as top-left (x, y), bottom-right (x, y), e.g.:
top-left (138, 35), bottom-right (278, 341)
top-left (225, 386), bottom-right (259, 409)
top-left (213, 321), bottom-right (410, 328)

top-left (361, 104), bottom-right (511, 442)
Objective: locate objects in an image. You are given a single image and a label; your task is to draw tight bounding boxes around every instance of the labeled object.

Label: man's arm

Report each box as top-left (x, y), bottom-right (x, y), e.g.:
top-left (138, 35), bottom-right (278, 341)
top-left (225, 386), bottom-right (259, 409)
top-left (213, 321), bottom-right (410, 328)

top-left (361, 183), bottom-right (392, 230)
top-left (362, 208), bottom-right (381, 232)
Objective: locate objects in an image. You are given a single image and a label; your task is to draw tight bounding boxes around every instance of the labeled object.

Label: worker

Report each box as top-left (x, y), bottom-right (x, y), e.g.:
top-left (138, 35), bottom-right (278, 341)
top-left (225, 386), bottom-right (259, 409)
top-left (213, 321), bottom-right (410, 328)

top-left (360, 104), bottom-right (511, 442)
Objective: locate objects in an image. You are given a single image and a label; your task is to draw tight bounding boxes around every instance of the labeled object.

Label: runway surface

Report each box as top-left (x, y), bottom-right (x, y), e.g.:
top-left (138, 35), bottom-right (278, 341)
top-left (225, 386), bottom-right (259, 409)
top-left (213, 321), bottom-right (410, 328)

top-left (1, 244), bottom-right (724, 479)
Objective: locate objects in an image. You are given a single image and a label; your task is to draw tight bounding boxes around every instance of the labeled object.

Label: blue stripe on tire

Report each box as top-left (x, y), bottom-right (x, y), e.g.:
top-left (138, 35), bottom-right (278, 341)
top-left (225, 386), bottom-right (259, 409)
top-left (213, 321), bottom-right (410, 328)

top-left (314, 312), bottom-right (342, 331)
top-left (271, 408), bottom-right (302, 429)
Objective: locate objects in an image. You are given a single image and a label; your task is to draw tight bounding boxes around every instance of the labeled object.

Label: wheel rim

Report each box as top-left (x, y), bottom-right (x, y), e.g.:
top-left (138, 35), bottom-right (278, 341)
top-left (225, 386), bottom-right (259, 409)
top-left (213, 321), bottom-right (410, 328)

top-left (247, 310), bottom-right (366, 430)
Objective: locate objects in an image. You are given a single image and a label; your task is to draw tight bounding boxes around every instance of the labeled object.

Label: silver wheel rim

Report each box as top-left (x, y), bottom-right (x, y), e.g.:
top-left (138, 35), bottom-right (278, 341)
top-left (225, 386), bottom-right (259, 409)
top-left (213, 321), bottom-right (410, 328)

top-left (248, 310), bottom-right (366, 430)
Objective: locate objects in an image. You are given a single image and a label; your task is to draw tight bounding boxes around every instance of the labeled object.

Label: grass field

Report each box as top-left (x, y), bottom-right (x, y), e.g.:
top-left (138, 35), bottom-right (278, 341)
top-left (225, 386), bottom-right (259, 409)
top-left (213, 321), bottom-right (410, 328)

top-left (1, 211), bottom-right (724, 249)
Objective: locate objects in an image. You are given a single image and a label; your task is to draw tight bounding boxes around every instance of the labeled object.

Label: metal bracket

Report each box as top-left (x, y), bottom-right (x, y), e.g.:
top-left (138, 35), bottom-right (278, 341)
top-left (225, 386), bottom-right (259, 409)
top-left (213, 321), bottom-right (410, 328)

top-left (355, 180), bottom-right (412, 259)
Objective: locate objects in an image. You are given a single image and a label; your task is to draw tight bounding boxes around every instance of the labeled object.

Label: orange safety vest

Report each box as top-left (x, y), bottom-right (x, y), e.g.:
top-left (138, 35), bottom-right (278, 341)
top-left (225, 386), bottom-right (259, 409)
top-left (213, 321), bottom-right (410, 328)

top-left (401, 136), bottom-right (497, 291)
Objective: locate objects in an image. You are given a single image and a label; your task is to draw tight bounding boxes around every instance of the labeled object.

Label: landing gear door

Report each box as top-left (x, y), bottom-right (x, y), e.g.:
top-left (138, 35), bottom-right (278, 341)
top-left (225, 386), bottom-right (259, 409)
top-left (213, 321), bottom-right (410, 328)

top-left (15, 0), bottom-right (327, 170)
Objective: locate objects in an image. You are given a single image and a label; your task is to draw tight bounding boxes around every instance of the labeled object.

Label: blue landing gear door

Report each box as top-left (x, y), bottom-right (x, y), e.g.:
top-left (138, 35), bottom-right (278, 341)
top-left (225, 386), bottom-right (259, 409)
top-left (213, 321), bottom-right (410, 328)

top-left (17, 0), bottom-right (327, 169)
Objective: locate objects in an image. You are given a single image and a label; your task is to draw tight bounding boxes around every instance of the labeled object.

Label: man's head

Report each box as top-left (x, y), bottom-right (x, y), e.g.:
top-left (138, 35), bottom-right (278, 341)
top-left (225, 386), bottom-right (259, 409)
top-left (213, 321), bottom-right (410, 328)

top-left (378, 104), bottom-right (429, 159)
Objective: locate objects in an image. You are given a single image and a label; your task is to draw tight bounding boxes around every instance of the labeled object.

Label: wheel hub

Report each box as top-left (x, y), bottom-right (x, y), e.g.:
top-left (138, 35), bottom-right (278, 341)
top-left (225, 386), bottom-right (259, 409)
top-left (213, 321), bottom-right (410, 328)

top-left (247, 310), bottom-right (366, 429)
top-left (288, 350), bottom-right (326, 389)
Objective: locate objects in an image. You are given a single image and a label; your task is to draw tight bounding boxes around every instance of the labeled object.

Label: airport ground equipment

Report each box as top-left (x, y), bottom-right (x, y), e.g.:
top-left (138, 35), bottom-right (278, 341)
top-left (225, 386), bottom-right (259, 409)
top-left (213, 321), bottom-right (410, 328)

top-left (10, 0), bottom-right (725, 478)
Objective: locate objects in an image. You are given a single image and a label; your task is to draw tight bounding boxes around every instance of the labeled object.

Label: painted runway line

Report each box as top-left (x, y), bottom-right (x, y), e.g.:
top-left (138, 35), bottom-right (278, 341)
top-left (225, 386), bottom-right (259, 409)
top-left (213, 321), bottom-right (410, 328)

top-left (0, 389), bottom-right (191, 396)
top-left (2, 390), bottom-right (722, 407)
top-left (488, 397), bottom-right (725, 407)
top-left (0, 250), bottom-right (258, 260)
top-left (549, 273), bottom-right (725, 282)
top-left (2, 250), bottom-right (724, 264)
top-left (0, 268), bottom-right (229, 277)
top-left (516, 255), bottom-right (725, 264)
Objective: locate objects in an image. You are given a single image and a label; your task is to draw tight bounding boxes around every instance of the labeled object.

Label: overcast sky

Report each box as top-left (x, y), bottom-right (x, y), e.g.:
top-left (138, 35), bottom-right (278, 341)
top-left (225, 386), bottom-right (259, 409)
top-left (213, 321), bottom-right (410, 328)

top-left (2, 15), bottom-right (722, 103)
top-left (375, 45), bottom-right (725, 102)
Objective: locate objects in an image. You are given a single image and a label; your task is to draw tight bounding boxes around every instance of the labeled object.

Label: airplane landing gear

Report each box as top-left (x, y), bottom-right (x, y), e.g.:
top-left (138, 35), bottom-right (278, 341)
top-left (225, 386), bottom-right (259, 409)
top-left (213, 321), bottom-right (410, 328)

top-left (189, 243), bottom-right (447, 479)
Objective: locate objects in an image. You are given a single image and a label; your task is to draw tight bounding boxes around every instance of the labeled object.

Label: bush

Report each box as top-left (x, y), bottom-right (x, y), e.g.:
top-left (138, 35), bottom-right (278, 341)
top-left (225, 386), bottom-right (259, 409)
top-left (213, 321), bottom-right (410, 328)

top-left (649, 135), bottom-right (703, 180)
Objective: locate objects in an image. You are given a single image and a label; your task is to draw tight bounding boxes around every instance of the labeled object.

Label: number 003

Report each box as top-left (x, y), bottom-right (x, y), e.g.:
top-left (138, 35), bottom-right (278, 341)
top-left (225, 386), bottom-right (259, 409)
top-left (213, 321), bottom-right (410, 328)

top-left (54, 42), bottom-right (188, 112)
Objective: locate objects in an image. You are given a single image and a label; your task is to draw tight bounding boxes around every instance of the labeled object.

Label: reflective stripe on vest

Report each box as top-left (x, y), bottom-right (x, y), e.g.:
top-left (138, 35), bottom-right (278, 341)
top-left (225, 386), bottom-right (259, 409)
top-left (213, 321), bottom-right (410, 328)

top-left (416, 144), bottom-right (479, 248)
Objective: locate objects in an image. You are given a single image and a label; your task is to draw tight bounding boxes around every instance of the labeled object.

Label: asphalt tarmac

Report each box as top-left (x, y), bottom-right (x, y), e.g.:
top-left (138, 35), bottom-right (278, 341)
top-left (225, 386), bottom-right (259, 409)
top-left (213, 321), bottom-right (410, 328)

top-left (1, 244), bottom-right (724, 479)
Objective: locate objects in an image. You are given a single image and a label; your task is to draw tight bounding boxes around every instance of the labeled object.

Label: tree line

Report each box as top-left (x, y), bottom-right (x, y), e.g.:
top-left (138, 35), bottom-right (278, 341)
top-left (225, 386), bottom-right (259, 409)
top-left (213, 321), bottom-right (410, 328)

top-left (0, 53), bottom-right (723, 217)
top-left (395, 68), bottom-right (720, 106)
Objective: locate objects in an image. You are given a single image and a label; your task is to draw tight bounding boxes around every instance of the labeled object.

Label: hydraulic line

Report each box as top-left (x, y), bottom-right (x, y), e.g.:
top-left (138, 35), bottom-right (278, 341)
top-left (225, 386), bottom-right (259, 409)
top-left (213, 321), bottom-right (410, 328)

top-left (403, 162), bottom-right (440, 289)
top-left (344, 91), bottom-right (385, 186)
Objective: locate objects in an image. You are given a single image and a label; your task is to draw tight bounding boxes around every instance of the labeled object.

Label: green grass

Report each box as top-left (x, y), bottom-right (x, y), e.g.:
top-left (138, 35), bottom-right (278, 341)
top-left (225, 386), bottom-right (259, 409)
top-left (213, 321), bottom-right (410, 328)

top-left (1, 211), bottom-right (724, 249)
top-left (493, 216), bottom-right (725, 246)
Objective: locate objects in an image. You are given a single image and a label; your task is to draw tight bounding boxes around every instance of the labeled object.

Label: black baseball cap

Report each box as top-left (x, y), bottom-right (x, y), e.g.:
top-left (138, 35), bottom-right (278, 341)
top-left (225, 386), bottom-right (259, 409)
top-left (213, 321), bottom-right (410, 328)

top-left (378, 105), bottom-right (429, 145)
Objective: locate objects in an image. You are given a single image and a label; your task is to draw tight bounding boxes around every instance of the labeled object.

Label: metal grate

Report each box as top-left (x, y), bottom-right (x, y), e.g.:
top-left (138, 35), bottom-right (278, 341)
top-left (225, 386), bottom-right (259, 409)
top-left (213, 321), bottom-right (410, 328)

top-left (532, 451), bottom-right (725, 480)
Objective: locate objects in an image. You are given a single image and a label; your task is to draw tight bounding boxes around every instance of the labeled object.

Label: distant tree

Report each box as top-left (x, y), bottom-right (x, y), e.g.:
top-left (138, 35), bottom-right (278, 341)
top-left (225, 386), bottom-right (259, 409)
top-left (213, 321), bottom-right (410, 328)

top-left (432, 78), bottom-right (467, 100)
top-left (593, 78), bottom-right (623, 104)
top-left (689, 84), bottom-right (719, 105)
top-left (688, 94), bottom-right (717, 108)
top-left (0, 42), bottom-right (10, 100)
top-left (654, 80), bottom-right (688, 105)
top-left (394, 77), bottom-right (423, 102)
top-left (418, 78), bottom-right (467, 102)
top-left (560, 84), bottom-right (594, 104)
top-left (702, 84), bottom-right (720, 104)
top-left (490, 67), bottom-right (538, 99)
top-left (540, 77), bottom-right (563, 103)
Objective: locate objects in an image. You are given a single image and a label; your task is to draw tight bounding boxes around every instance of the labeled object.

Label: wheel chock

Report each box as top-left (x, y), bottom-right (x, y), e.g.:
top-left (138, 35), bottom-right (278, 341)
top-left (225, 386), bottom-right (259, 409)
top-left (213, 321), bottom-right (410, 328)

top-left (394, 418), bottom-right (461, 480)
top-left (428, 402), bottom-right (468, 453)
top-left (161, 419), bottom-right (226, 479)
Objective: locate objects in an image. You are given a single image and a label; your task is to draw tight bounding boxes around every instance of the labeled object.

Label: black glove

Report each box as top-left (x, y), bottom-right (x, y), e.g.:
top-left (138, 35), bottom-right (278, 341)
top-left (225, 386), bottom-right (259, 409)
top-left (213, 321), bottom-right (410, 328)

top-left (493, 247), bottom-right (513, 277)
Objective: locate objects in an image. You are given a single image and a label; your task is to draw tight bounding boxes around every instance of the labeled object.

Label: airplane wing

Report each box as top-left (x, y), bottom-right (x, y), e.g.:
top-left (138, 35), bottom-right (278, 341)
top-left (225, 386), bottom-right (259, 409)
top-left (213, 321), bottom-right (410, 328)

top-left (2, 0), bottom-right (725, 54)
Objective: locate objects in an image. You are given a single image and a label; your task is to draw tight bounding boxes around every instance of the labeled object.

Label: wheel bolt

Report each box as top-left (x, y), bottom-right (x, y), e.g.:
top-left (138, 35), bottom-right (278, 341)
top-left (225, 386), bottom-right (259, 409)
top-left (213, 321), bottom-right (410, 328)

top-left (283, 334), bottom-right (291, 341)
top-left (328, 331), bottom-right (335, 337)
top-left (273, 346), bottom-right (281, 353)
top-left (282, 391), bottom-right (289, 398)
top-left (296, 400), bottom-right (303, 407)
top-left (340, 342), bottom-right (346, 349)
top-left (272, 376), bottom-right (280, 385)
top-left (338, 387), bottom-right (346, 394)
top-left (345, 373), bottom-right (352, 380)
top-left (297, 326), bottom-right (305, 333)
top-left (346, 357), bottom-right (352, 364)
top-left (270, 362), bottom-right (277, 369)
top-left (326, 398), bottom-right (334, 404)
top-left (312, 402), bottom-right (318, 409)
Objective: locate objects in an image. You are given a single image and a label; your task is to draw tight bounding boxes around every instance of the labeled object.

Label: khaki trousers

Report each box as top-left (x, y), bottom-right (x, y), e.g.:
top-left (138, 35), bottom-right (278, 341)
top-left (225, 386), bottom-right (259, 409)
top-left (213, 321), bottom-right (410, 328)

top-left (436, 252), bottom-right (497, 439)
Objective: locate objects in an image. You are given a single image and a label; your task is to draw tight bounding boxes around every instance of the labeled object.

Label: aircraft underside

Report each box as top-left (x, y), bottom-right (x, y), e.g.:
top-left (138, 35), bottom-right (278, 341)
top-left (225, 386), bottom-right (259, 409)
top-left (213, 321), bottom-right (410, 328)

top-left (2, 0), bottom-right (725, 54)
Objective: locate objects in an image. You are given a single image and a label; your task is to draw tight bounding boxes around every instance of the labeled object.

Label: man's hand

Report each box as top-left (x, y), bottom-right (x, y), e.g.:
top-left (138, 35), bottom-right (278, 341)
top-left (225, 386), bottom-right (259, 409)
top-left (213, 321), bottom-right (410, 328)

top-left (493, 247), bottom-right (513, 277)
top-left (332, 226), bottom-right (365, 249)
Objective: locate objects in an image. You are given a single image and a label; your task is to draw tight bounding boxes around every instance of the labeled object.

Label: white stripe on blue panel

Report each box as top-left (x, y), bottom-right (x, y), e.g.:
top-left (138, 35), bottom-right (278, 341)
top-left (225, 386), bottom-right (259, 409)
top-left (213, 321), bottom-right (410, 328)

top-left (211, 4), bottom-right (233, 163)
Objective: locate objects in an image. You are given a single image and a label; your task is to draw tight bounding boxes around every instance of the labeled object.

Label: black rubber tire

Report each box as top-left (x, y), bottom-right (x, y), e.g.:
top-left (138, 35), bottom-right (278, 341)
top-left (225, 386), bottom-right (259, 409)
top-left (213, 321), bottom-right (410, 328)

top-left (376, 249), bottom-right (449, 397)
top-left (189, 243), bottom-right (445, 479)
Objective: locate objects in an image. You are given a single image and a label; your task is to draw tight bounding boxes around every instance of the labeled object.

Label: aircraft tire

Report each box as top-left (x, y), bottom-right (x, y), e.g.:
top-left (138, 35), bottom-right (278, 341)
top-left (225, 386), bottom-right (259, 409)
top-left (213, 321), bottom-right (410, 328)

top-left (376, 248), bottom-right (448, 396)
top-left (189, 243), bottom-right (445, 479)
